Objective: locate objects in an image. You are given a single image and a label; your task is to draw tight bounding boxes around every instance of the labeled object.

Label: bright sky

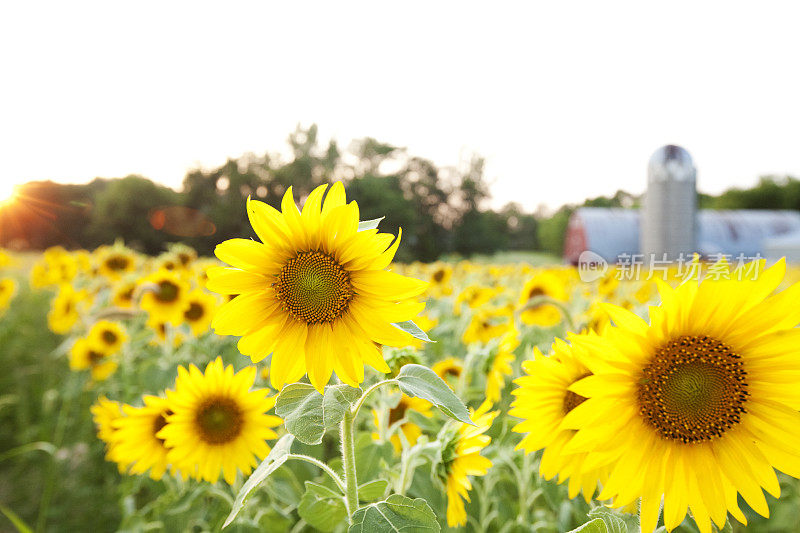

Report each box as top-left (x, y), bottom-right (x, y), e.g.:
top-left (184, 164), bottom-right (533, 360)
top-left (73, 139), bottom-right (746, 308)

top-left (2, 2), bottom-right (800, 211)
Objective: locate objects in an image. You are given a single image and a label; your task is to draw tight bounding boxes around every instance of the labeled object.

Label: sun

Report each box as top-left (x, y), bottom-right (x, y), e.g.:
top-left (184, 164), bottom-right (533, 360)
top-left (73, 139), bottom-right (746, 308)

top-left (0, 182), bottom-right (19, 207)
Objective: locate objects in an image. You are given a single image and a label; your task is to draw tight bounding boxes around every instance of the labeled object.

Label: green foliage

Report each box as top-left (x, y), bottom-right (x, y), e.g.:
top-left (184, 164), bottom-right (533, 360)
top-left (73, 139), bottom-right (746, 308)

top-left (568, 518), bottom-right (609, 533)
top-left (392, 320), bottom-right (433, 342)
top-left (297, 482), bottom-right (348, 532)
top-left (537, 206), bottom-right (573, 255)
top-left (357, 480), bottom-right (389, 502)
top-left (224, 434), bottom-right (294, 528)
top-left (586, 507), bottom-right (628, 533)
top-left (348, 494), bottom-right (439, 533)
top-left (275, 383), bottom-right (362, 445)
top-left (395, 364), bottom-right (472, 425)
top-left (86, 176), bottom-right (182, 253)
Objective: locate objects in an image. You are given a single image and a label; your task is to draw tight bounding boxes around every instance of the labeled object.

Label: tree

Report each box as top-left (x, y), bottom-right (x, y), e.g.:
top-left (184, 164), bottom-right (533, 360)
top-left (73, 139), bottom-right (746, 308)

top-left (86, 176), bottom-right (181, 254)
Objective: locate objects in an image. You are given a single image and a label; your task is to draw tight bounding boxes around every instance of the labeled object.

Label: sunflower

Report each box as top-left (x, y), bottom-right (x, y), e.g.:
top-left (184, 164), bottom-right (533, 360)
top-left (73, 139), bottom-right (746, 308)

top-left (509, 338), bottom-right (603, 503)
top-left (518, 271), bottom-right (568, 327)
top-left (181, 289), bottom-right (218, 336)
top-left (432, 357), bottom-right (463, 388)
top-left (88, 320), bottom-right (127, 355)
top-left (47, 284), bottom-right (90, 334)
top-left (436, 401), bottom-right (498, 527)
top-left (0, 277), bottom-right (17, 316)
top-left (158, 357), bottom-right (282, 484)
top-left (110, 395), bottom-right (173, 479)
top-left (427, 263), bottom-right (453, 297)
top-left (462, 305), bottom-right (514, 345)
top-left (31, 246), bottom-right (77, 288)
top-left (91, 396), bottom-right (124, 444)
top-left (596, 268), bottom-right (620, 297)
top-left (91, 396), bottom-right (125, 467)
top-left (563, 258), bottom-right (800, 533)
top-left (139, 269), bottom-right (190, 325)
top-left (146, 316), bottom-right (184, 348)
top-left (372, 394), bottom-right (433, 452)
top-left (453, 285), bottom-right (497, 316)
top-left (206, 183), bottom-right (428, 392)
top-left (580, 301), bottom-right (611, 334)
top-left (484, 326), bottom-right (519, 403)
top-left (111, 280), bottom-right (137, 309)
top-left (69, 337), bottom-right (118, 381)
top-left (193, 258), bottom-right (222, 290)
top-left (97, 246), bottom-right (136, 280)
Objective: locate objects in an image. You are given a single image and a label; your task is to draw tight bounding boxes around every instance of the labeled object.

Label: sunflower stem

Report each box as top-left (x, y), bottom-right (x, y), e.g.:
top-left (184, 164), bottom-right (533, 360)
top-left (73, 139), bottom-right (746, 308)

top-left (351, 379), bottom-right (397, 421)
top-left (286, 453), bottom-right (347, 495)
top-left (341, 409), bottom-right (359, 520)
top-left (517, 451), bottom-right (532, 523)
top-left (520, 295), bottom-right (577, 332)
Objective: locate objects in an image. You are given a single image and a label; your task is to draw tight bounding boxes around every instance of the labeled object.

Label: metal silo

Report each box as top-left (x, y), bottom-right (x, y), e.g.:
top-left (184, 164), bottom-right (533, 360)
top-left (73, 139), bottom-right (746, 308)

top-left (640, 145), bottom-right (698, 262)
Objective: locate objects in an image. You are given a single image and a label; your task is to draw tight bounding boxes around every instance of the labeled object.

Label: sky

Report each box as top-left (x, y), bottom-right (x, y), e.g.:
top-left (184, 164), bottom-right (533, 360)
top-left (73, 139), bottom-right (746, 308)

top-left (2, 2), bottom-right (800, 211)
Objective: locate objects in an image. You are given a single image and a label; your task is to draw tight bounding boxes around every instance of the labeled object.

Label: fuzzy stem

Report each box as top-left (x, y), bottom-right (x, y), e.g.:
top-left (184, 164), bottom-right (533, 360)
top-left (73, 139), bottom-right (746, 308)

top-left (341, 409), bottom-right (359, 520)
top-left (517, 451), bottom-right (532, 523)
top-left (351, 379), bottom-right (397, 420)
top-left (287, 453), bottom-right (348, 496)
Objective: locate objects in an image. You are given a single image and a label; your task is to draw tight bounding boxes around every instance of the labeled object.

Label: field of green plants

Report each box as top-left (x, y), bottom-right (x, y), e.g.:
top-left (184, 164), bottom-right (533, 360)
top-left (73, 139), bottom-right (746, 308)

top-left (2, 227), bottom-right (800, 533)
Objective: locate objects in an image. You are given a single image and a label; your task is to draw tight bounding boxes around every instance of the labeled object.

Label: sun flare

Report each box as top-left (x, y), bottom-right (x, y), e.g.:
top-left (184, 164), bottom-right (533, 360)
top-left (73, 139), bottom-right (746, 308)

top-left (0, 182), bottom-right (19, 207)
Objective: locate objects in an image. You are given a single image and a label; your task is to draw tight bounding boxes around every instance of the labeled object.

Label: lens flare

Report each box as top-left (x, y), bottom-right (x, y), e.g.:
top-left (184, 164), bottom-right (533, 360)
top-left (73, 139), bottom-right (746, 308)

top-left (0, 183), bottom-right (19, 207)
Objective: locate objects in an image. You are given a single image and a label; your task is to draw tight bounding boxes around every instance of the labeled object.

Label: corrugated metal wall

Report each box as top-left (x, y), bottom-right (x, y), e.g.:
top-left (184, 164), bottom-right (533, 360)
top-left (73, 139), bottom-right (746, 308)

top-left (565, 208), bottom-right (800, 263)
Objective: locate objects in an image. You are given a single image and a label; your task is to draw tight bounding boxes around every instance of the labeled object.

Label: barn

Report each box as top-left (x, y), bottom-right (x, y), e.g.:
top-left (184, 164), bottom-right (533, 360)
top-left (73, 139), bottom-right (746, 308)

top-left (564, 207), bottom-right (800, 264)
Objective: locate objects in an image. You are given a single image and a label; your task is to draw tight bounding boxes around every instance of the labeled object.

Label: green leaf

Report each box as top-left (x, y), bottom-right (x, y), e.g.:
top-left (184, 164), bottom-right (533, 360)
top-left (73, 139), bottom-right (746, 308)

top-left (357, 479), bottom-right (389, 502)
top-left (349, 494), bottom-right (439, 533)
top-left (275, 384), bottom-right (325, 445)
top-left (587, 507), bottom-right (627, 533)
top-left (275, 383), bottom-right (362, 445)
top-left (0, 505), bottom-right (33, 533)
top-left (568, 518), bottom-right (608, 533)
top-left (395, 364), bottom-right (472, 425)
top-left (223, 434), bottom-right (294, 529)
top-left (358, 217), bottom-right (384, 231)
top-left (392, 320), bottom-right (433, 342)
top-left (354, 433), bottom-right (394, 481)
top-left (297, 481), bottom-right (347, 532)
top-left (322, 384), bottom-right (362, 428)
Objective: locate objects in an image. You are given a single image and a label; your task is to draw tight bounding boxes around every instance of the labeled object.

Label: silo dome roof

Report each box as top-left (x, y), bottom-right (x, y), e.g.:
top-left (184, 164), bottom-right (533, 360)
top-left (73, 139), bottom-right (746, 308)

top-left (648, 144), bottom-right (696, 182)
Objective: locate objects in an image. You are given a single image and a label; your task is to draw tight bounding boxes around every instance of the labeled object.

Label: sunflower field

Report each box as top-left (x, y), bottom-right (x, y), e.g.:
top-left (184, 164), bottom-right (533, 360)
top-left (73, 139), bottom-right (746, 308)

top-left (3, 184), bottom-right (800, 533)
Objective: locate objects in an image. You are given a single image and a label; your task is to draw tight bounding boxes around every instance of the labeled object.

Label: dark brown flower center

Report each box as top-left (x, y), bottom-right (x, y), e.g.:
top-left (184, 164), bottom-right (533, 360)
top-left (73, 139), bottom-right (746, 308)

top-left (153, 410), bottom-right (172, 445)
top-left (195, 397), bottom-right (243, 444)
top-left (155, 280), bottom-right (180, 303)
top-left (638, 335), bottom-right (748, 444)
top-left (388, 399), bottom-right (409, 426)
top-left (88, 350), bottom-right (105, 365)
top-left (102, 330), bottom-right (118, 345)
top-left (274, 251), bottom-right (354, 324)
top-left (528, 286), bottom-right (545, 300)
top-left (432, 270), bottom-right (445, 283)
top-left (105, 255), bottom-right (130, 271)
top-left (184, 302), bottom-right (205, 321)
top-left (443, 365), bottom-right (461, 378)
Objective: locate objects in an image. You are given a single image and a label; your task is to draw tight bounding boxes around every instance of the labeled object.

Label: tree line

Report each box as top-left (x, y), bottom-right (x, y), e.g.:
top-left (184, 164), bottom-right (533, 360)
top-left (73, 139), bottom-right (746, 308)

top-left (0, 126), bottom-right (537, 261)
top-left (2, 125), bottom-right (798, 261)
